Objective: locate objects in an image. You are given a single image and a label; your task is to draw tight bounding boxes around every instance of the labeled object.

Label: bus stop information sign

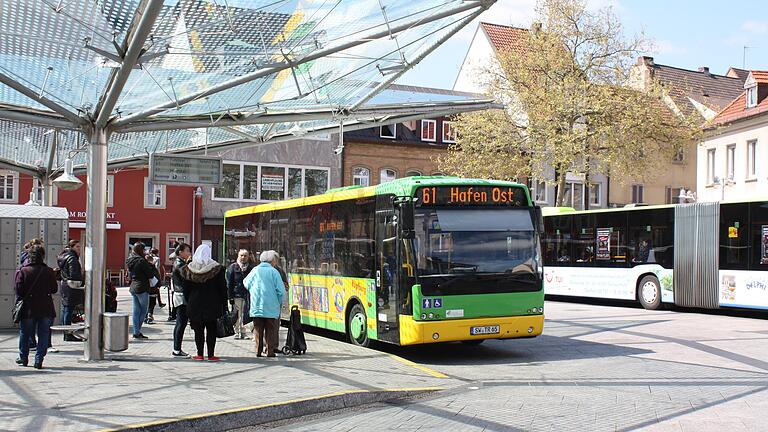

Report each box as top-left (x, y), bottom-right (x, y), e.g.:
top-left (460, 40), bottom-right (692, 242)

top-left (149, 154), bottom-right (223, 186)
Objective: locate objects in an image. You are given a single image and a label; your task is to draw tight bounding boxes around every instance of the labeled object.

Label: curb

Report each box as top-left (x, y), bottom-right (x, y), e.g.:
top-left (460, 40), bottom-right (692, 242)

top-left (99, 387), bottom-right (443, 432)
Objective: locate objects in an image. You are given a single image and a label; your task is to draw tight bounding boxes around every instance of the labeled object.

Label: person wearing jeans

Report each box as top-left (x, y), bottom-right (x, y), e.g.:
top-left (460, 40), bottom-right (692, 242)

top-left (126, 242), bottom-right (159, 339)
top-left (15, 244), bottom-right (58, 369)
top-left (58, 240), bottom-right (83, 342)
top-left (226, 249), bottom-right (254, 340)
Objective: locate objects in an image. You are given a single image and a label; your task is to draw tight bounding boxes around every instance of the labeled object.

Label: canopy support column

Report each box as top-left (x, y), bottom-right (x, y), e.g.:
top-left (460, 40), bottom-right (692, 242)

top-left (84, 127), bottom-right (108, 361)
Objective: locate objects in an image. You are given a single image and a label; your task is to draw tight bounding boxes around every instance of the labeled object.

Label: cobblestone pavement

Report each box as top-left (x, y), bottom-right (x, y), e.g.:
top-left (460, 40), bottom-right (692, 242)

top-left (0, 288), bottom-right (451, 432)
top-left (254, 301), bottom-right (768, 432)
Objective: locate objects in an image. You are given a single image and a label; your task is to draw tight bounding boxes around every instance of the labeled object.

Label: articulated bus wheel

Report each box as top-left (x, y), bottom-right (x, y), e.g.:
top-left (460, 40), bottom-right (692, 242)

top-left (638, 275), bottom-right (662, 310)
top-left (347, 303), bottom-right (370, 347)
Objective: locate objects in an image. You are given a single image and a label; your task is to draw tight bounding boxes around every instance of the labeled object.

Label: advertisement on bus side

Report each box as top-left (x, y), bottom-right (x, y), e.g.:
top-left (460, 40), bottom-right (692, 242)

top-left (719, 270), bottom-right (768, 309)
top-left (544, 265), bottom-right (673, 303)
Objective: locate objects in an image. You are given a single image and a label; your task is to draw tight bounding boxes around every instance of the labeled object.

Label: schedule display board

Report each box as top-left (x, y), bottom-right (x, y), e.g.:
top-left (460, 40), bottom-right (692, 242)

top-left (149, 154), bottom-right (223, 186)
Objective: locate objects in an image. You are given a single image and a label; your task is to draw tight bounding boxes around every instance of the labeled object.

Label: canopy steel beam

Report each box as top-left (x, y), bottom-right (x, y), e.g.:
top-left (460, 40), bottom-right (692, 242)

top-left (110, 0), bottom-right (490, 128)
top-left (350, 7), bottom-right (485, 111)
top-left (0, 73), bottom-right (84, 126)
top-left (95, 0), bottom-right (165, 129)
top-left (0, 108), bottom-right (77, 129)
top-left (46, 129), bottom-right (59, 175)
top-left (0, 159), bottom-right (40, 177)
top-left (117, 100), bottom-right (495, 132)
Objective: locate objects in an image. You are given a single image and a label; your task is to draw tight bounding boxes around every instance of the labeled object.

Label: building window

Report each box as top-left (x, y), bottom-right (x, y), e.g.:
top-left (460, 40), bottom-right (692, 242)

top-left (166, 233), bottom-right (190, 265)
top-left (631, 184), bottom-right (644, 204)
top-left (380, 168), bottom-right (397, 183)
top-left (563, 181), bottom-right (584, 210)
top-left (533, 180), bottom-right (547, 203)
top-left (747, 140), bottom-right (757, 179)
top-left (726, 144), bottom-right (736, 181)
top-left (0, 171), bottom-right (16, 202)
top-left (144, 177), bottom-right (166, 208)
top-left (442, 121), bottom-right (456, 143)
top-left (706, 148), bottom-right (716, 184)
top-left (107, 175), bottom-right (114, 207)
top-left (380, 124), bottom-right (396, 139)
top-left (665, 186), bottom-right (682, 204)
top-left (213, 162), bottom-right (329, 201)
top-left (405, 170), bottom-right (422, 177)
top-left (352, 167), bottom-right (370, 187)
top-left (589, 183), bottom-right (601, 206)
top-left (421, 119), bottom-right (436, 142)
top-left (746, 86), bottom-right (757, 108)
top-left (672, 149), bottom-right (684, 164)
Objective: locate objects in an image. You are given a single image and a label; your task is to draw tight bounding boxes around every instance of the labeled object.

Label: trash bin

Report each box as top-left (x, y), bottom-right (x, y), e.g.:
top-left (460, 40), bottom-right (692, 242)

top-left (103, 312), bottom-right (129, 352)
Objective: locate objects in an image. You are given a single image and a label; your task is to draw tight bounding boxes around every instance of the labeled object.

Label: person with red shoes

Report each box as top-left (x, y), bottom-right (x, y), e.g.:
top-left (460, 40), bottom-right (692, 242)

top-left (181, 244), bottom-right (228, 361)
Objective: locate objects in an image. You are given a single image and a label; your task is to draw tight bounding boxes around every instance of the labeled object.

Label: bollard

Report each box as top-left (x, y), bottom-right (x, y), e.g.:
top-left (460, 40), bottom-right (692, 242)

top-left (103, 312), bottom-right (129, 352)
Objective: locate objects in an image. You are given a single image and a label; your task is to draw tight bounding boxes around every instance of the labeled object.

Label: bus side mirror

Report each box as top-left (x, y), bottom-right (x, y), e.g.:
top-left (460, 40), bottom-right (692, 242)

top-left (399, 201), bottom-right (414, 232)
top-left (533, 205), bottom-right (544, 233)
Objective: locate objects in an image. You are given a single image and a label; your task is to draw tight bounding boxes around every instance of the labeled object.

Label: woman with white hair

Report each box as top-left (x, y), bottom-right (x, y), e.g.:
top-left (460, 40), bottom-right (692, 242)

top-left (181, 244), bottom-right (228, 361)
top-left (243, 250), bottom-right (285, 357)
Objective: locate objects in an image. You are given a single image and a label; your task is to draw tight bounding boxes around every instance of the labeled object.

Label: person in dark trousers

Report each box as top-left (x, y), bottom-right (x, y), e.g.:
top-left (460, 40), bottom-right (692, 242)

top-left (244, 250), bottom-right (285, 357)
top-left (226, 249), bottom-right (254, 340)
top-left (58, 240), bottom-right (84, 342)
top-left (126, 242), bottom-right (160, 339)
top-left (15, 244), bottom-right (58, 369)
top-left (171, 243), bottom-right (192, 358)
top-left (145, 248), bottom-right (166, 324)
top-left (105, 278), bottom-right (118, 313)
top-left (181, 244), bottom-right (228, 361)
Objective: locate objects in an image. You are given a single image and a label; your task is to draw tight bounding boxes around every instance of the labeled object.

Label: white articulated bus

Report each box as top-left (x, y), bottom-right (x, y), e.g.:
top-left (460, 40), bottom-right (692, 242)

top-left (542, 201), bottom-right (768, 310)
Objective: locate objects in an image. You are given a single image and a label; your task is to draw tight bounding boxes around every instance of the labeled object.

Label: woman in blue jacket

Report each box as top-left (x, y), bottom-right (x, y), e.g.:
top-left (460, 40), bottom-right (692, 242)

top-left (244, 250), bottom-right (284, 357)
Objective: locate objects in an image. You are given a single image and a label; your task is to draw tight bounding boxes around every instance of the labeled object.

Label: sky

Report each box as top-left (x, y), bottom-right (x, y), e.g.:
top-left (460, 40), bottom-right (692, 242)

top-left (397, 0), bottom-right (768, 89)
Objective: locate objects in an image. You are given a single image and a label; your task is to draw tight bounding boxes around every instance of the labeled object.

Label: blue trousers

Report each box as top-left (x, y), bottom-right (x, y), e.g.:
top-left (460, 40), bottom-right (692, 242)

top-left (19, 317), bottom-right (53, 365)
top-left (131, 292), bottom-right (150, 336)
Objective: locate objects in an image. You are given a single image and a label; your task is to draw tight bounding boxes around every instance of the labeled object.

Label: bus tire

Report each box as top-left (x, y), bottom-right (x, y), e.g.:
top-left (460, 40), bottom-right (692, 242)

top-left (637, 275), bottom-right (662, 310)
top-left (347, 303), bottom-right (370, 347)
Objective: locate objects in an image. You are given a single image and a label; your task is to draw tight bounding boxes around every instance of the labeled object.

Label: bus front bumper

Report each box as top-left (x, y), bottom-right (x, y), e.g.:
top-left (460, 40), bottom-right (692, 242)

top-left (399, 314), bottom-right (544, 345)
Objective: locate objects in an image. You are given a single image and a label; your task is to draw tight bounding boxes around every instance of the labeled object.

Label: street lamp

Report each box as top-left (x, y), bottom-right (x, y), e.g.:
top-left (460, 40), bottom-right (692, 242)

top-left (52, 158), bottom-right (84, 191)
top-left (713, 175), bottom-right (735, 201)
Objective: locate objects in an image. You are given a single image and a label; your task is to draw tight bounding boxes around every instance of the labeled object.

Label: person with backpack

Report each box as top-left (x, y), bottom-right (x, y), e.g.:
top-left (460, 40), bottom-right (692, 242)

top-left (244, 250), bottom-right (285, 357)
top-left (181, 244), bottom-right (228, 361)
top-left (15, 244), bottom-right (58, 369)
top-left (58, 240), bottom-right (84, 342)
top-left (145, 248), bottom-right (166, 324)
top-left (226, 249), bottom-right (254, 340)
top-left (126, 242), bottom-right (160, 339)
top-left (171, 243), bottom-right (192, 358)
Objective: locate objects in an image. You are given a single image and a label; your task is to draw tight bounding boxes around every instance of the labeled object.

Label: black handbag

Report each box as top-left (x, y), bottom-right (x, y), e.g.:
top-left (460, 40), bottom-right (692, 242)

top-left (216, 306), bottom-right (237, 338)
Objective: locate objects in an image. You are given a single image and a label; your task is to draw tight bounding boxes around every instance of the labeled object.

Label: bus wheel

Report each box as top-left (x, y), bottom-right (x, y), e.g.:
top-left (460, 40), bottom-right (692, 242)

top-left (347, 303), bottom-right (369, 347)
top-left (638, 275), bottom-right (662, 310)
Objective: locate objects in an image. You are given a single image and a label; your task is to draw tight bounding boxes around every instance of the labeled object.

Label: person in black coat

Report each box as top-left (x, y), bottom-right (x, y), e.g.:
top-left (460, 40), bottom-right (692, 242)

top-left (58, 240), bottom-right (84, 342)
top-left (181, 244), bottom-right (227, 361)
top-left (171, 243), bottom-right (192, 358)
top-left (226, 249), bottom-right (254, 339)
top-left (126, 242), bottom-right (160, 339)
top-left (15, 245), bottom-right (58, 369)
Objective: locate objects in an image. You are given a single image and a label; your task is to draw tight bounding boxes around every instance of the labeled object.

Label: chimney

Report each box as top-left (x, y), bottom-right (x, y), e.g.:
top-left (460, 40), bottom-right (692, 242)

top-left (698, 66), bottom-right (711, 76)
top-left (638, 56), bottom-right (654, 67)
top-left (531, 22), bottom-right (542, 34)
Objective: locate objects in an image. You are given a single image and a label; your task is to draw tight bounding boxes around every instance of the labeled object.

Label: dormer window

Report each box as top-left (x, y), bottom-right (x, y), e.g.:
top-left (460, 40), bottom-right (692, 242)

top-left (746, 85), bottom-right (757, 108)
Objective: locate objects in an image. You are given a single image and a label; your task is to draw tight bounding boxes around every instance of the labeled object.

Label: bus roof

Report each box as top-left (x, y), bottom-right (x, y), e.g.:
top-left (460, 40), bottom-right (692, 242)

top-left (541, 203), bottom-right (676, 217)
top-left (225, 176), bottom-right (530, 218)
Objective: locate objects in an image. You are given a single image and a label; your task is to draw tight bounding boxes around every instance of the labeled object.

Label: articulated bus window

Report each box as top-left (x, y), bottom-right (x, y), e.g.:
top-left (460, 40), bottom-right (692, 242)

top-left (720, 203), bottom-right (750, 270)
top-left (628, 208), bottom-right (674, 268)
top-left (593, 212), bottom-right (629, 267)
top-left (750, 202), bottom-right (768, 271)
top-left (544, 215), bottom-right (572, 266)
top-left (573, 214), bottom-right (596, 266)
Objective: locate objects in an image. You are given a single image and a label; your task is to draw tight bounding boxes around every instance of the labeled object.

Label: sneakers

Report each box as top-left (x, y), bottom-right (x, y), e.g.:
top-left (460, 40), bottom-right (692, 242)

top-left (15, 358), bottom-right (28, 367)
top-left (33, 362), bottom-right (43, 369)
top-left (191, 355), bottom-right (204, 361)
top-left (144, 315), bottom-right (155, 324)
top-left (207, 356), bottom-right (221, 362)
top-left (48, 347), bottom-right (59, 353)
top-left (172, 350), bottom-right (190, 358)
top-left (132, 333), bottom-right (149, 339)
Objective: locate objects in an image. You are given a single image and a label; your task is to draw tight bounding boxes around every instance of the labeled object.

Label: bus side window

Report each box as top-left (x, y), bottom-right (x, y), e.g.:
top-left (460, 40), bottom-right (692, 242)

top-left (720, 203), bottom-right (750, 270)
top-left (544, 215), bottom-right (572, 266)
top-left (572, 215), bottom-right (595, 266)
top-left (750, 202), bottom-right (768, 270)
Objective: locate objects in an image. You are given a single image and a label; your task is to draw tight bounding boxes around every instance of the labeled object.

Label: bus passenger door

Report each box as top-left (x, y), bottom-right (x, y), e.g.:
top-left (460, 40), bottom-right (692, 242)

top-left (376, 195), bottom-right (400, 343)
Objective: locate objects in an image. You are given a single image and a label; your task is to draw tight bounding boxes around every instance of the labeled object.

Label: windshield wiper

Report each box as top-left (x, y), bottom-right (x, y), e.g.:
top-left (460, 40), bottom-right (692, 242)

top-left (450, 265), bottom-right (478, 273)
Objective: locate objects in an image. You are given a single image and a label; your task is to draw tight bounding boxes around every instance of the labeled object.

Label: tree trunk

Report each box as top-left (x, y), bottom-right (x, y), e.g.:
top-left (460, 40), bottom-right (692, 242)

top-left (555, 169), bottom-right (567, 206)
top-left (583, 161), bottom-right (591, 211)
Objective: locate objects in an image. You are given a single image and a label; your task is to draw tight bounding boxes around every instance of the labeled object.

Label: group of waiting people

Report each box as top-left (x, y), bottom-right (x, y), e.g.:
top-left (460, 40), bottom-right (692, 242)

top-left (133, 242), bottom-right (286, 360)
top-left (15, 238), bottom-right (90, 369)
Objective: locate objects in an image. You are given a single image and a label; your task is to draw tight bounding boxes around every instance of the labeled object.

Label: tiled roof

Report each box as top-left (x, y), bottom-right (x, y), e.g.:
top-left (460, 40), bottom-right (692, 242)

top-left (480, 22), bottom-right (531, 54)
top-left (727, 67), bottom-right (750, 81)
top-left (711, 71), bottom-right (768, 125)
top-left (651, 64), bottom-right (746, 116)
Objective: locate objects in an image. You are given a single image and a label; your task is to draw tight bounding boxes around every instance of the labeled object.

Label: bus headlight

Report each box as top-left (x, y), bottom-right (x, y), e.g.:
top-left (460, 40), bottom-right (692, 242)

top-left (527, 326), bottom-right (534, 333)
top-left (432, 332), bottom-right (440, 340)
top-left (421, 314), bottom-right (427, 320)
top-left (428, 313), bottom-right (434, 319)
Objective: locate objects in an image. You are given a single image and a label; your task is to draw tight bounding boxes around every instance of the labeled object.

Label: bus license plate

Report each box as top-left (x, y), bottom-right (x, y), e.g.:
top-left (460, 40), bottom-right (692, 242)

top-left (470, 325), bottom-right (500, 336)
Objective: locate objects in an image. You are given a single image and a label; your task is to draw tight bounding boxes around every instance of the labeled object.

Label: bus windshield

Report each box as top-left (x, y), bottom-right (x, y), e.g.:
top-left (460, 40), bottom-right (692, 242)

top-left (413, 208), bottom-right (538, 287)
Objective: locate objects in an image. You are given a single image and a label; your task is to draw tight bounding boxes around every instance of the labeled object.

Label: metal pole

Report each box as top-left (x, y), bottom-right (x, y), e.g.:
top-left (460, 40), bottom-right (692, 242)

top-left (84, 127), bottom-right (108, 361)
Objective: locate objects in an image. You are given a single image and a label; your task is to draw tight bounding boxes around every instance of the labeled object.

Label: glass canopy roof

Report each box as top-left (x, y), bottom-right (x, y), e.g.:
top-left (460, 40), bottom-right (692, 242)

top-left (0, 0), bottom-right (496, 174)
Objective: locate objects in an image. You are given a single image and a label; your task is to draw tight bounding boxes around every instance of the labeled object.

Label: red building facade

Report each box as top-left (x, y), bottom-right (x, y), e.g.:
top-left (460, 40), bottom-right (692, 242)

top-left (12, 168), bottom-right (196, 275)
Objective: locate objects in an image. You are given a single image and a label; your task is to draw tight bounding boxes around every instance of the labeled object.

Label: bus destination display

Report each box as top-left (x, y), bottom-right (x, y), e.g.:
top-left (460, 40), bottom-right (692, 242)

top-left (416, 186), bottom-right (526, 207)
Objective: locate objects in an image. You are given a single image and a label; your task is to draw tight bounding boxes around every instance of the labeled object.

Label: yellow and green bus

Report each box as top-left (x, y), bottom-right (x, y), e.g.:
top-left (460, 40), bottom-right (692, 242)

top-left (224, 177), bottom-right (545, 346)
